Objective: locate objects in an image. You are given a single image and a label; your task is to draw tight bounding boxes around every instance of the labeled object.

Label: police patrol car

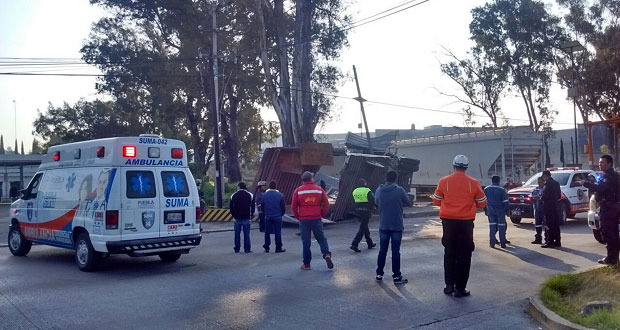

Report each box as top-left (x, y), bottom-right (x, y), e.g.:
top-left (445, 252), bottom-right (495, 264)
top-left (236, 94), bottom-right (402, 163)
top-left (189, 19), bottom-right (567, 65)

top-left (507, 168), bottom-right (593, 225)
top-left (7, 135), bottom-right (202, 271)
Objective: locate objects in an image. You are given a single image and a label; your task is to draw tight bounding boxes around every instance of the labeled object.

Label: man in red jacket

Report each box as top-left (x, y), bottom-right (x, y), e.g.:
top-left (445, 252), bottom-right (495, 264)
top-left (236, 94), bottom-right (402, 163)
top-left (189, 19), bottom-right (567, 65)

top-left (292, 171), bottom-right (333, 270)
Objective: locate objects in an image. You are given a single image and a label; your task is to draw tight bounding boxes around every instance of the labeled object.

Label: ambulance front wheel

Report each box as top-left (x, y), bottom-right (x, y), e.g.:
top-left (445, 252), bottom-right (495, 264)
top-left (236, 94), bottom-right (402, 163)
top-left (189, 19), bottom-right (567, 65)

top-left (8, 224), bottom-right (32, 256)
top-left (159, 252), bottom-right (182, 263)
top-left (75, 233), bottom-right (101, 272)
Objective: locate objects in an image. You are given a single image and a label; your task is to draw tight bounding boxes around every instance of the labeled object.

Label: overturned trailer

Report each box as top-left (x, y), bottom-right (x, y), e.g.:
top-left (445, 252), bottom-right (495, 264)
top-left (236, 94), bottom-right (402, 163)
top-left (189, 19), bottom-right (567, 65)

top-left (330, 154), bottom-right (419, 221)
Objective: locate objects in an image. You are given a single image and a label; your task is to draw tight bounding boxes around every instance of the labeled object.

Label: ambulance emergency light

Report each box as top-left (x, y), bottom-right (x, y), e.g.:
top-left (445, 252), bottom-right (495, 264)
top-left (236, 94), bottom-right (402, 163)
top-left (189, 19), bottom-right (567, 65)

top-left (123, 146), bottom-right (137, 158)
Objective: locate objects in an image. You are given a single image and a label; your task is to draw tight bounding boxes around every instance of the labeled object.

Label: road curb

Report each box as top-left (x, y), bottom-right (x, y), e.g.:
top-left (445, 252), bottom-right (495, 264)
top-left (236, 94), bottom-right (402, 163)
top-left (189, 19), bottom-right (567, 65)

top-left (404, 210), bottom-right (439, 219)
top-left (527, 265), bottom-right (606, 330)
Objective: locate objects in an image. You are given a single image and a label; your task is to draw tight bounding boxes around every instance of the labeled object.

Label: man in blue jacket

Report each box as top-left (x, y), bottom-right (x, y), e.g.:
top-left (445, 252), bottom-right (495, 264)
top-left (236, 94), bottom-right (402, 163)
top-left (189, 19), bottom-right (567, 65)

top-left (484, 175), bottom-right (510, 248)
top-left (375, 170), bottom-right (413, 284)
top-left (261, 181), bottom-right (286, 253)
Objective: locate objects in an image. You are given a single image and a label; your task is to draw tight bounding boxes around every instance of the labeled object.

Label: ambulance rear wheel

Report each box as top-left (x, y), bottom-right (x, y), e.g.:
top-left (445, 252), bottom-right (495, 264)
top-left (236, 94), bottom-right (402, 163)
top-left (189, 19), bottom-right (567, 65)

top-left (159, 252), bottom-right (181, 263)
top-left (8, 225), bottom-right (32, 256)
top-left (75, 233), bottom-right (101, 272)
top-left (510, 217), bottom-right (522, 224)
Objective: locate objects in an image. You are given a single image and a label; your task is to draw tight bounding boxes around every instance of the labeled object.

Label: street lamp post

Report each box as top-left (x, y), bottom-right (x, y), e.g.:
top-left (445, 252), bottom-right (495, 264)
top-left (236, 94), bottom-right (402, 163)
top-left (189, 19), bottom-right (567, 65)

top-left (560, 41), bottom-right (585, 166)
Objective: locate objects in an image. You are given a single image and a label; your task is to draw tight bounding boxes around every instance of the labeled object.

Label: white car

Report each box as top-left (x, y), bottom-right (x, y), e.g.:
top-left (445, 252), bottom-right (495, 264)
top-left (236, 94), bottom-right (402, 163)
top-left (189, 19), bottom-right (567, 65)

top-left (507, 168), bottom-right (593, 224)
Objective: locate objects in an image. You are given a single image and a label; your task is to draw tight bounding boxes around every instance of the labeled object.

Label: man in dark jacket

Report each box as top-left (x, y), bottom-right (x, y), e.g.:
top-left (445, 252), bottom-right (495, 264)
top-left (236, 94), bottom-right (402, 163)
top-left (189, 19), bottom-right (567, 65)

top-left (375, 170), bottom-right (412, 284)
top-left (579, 155), bottom-right (620, 264)
top-left (253, 181), bottom-right (268, 232)
top-left (261, 181), bottom-right (286, 253)
top-left (350, 178), bottom-right (377, 252)
top-left (541, 170), bottom-right (562, 248)
top-left (230, 182), bottom-right (255, 253)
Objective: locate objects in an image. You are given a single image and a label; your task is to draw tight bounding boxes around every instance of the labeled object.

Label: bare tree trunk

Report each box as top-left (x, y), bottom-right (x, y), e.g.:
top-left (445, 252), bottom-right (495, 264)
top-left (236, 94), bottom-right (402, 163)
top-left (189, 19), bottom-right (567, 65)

top-left (222, 85), bottom-right (242, 182)
top-left (182, 94), bottom-right (207, 170)
top-left (291, 0), bottom-right (315, 145)
top-left (255, 0), bottom-right (296, 147)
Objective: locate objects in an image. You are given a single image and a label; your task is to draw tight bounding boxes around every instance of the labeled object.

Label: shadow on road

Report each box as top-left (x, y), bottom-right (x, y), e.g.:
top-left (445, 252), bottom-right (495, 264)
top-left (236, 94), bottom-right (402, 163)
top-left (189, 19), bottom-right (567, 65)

top-left (557, 246), bottom-right (602, 262)
top-left (496, 245), bottom-right (578, 272)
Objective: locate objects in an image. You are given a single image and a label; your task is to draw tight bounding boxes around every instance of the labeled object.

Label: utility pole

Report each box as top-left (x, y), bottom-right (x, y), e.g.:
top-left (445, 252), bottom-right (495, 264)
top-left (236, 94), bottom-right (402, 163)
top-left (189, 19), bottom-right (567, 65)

top-left (352, 65), bottom-right (373, 154)
top-left (211, 2), bottom-right (224, 208)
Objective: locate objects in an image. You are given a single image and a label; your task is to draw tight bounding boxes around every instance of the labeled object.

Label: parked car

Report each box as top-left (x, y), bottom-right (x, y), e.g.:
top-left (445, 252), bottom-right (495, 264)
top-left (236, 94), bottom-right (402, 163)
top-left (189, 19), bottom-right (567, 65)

top-left (507, 168), bottom-right (593, 224)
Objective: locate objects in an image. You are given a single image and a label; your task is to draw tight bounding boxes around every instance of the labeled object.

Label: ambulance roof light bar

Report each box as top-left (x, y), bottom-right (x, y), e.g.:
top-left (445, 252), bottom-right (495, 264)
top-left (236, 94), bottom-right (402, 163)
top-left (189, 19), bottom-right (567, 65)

top-left (546, 167), bottom-right (580, 171)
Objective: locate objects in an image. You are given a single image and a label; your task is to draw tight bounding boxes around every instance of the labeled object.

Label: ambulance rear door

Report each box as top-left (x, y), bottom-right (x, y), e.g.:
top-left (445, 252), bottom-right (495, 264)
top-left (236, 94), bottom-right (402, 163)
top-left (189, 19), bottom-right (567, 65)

top-left (121, 168), bottom-right (161, 240)
top-left (157, 169), bottom-right (195, 238)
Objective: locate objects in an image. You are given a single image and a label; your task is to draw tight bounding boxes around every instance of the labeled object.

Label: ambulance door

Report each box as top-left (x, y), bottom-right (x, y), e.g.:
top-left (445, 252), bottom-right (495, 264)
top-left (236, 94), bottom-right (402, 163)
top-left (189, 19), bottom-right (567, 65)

top-left (18, 172), bottom-right (43, 241)
top-left (157, 170), bottom-right (194, 238)
top-left (121, 169), bottom-right (161, 240)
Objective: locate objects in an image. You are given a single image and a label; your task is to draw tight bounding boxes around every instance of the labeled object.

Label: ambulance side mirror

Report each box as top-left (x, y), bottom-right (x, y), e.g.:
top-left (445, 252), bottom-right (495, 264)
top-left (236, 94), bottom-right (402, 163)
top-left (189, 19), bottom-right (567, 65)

top-left (19, 188), bottom-right (30, 200)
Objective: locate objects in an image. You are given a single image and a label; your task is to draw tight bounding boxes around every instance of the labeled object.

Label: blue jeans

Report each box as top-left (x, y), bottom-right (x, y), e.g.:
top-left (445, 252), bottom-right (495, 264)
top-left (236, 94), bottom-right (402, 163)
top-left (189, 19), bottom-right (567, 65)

top-left (376, 229), bottom-right (403, 278)
top-left (299, 219), bottom-right (331, 264)
top-left (234, 219), bottom-right (251, 252)
top-left (488, 214), bottom-right (506, 245)
top-left (264, 217), bottom-right (283, 251)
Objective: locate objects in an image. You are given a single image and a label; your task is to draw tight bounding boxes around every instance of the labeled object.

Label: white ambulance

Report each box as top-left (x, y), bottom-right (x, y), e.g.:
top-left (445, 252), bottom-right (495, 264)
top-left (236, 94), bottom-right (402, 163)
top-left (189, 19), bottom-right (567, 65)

top-left (7, 135), bottom-right (202, 271)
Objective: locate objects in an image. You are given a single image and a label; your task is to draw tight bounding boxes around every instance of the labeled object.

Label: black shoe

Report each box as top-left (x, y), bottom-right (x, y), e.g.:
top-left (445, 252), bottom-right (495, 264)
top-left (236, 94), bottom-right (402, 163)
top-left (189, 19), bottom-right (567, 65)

top-left (598, 258), bottom-right (617, 265)
top-left (375, 274), bottom-right (383, 282)
top-left (324, 254), bottom-right (334, 269)
top-left (368, 242), bottom-right (376, 249)
top-left (264, 249), bottom-right (269, 253)
top-left (489, 243), bottom-right (495, 248)
top-left (443, 285), bottom-right (455, 295)
top-left (500, 244), bottom-right (507, 248)
top-left (350, 246), bottom-right (361, 253)
top-left (245, 250), bottom-right (252, 253)
top-left (275, 249), bottom-right (286, 253)
top-left (505, 240), bottom-right (511, 244)
top-left (234, 248), bottom-right (240, 253)
top-left (555, 242), bottom-right (561, 248)
top-left (454, 289), bottom-right (471, 298)
top-left (541, 243), bottom-right (554, 248)
top-left (295, 232), bottom-right (301, 236)
top-left (393, 277), bottom-right (408, 284)
top-left (531, 239), bottom-right (542, 244)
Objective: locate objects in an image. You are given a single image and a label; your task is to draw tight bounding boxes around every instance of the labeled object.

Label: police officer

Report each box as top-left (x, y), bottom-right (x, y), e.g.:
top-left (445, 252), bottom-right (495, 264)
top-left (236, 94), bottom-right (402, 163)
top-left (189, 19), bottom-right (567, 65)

top-left (484, 175), bottom-right (509, 248)
top-left (541, 170), bottom-right (562, 248)
top-left (432, 155), bottom-right (487, 298)
top-left (350, 178), bottom-right (377, 252)
top-left (531, 177), bottom-right (548, 245)
top-left (578, 155), bottom-right (620, 264)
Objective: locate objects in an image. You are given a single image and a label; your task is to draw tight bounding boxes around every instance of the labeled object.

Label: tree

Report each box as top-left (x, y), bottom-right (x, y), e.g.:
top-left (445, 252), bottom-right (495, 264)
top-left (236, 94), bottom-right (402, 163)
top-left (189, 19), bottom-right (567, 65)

top-left (31, 139), bottom-right (43, 154)
top-left (560, 138), bottom-right (565, 166)
top-left (0, 135), bottom-right (4, 154)
top-left (556, 0), bottom-right (620, 120)
top-left (14, 139), bottom-right (17, 155)
top-left (255, 0), bottom-right (351, 146)
top-left (470, 0), bottom-right (565, 132)
top-left (439, 46), bottom-right (508, 128)
top-left (83, 0), bottom-right (270, 181)
top-left (33, 100), bottom-right (147, 148)
top-left (545, 140), bottom-right (552, 168)
top-left (20, 141), bottom-right (24, 155)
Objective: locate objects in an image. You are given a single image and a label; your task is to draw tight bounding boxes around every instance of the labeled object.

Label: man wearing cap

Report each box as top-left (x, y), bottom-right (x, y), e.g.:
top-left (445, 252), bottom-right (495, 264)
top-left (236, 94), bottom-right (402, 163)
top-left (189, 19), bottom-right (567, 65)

top-left (253, 181), bottom-right (268, 232)
top-left (350, 178), bottom-right (377, 252)
top-left (292, 171), bottom-right (333, 270)
top-left (432, 155), bottom-right (487, 298)
top-left (261, 181), bottom-right (286, 253)
top-left (230, 182), bottom-right (255, 253)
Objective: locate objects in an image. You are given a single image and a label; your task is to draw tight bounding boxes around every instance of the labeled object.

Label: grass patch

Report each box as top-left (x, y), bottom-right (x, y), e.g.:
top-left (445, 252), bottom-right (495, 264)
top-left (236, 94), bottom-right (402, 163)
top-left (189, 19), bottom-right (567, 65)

top-left (540, 266), bottom-right (620, 329)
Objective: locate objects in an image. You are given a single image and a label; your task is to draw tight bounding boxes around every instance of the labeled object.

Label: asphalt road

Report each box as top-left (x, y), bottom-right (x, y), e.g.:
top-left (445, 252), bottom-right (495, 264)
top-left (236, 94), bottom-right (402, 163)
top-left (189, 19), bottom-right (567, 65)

top-left (0, 209), bottom-right (607, 330)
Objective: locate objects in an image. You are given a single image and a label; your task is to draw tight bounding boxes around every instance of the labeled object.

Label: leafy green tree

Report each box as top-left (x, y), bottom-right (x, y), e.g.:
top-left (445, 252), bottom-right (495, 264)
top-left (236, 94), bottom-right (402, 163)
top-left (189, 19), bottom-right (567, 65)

top-left (440, 46), bottom-right (508, 128)
top-left (470, 0), bottom-right (565, 132)
top-left (14, 139), bottom-right (17, 155)
top-left (31, 139), bottom-right (43, 154)
top-left (0, 135), bottom-right (4, 154)
top-left (33, 100), bottom-right (147, 148)
top-left (556, 0), bottom-right (620, 120)
top-left (20, 141), bottom-right (24, 155)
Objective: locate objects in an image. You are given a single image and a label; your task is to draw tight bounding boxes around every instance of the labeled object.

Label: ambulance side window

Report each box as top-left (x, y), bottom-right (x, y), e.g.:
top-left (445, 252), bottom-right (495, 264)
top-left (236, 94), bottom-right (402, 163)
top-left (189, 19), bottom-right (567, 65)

top-left (126, 171), bottom-right (156, 199)
top-left (161, 171), bottom-right (189, 197)
top-left (23, 173), bottom-right (43, 200)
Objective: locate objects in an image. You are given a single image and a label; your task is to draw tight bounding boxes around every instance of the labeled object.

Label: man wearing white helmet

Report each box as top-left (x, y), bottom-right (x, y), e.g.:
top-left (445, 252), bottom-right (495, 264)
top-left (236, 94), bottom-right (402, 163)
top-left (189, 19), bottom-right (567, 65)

top-left (432, 155), bottom-right (487, 298)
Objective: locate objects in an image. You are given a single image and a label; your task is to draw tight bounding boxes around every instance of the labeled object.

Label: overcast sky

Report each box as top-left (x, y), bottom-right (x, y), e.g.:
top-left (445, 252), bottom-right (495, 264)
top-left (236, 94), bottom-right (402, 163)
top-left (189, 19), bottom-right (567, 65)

top-left (0, 0), bottom-right (577, 152)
